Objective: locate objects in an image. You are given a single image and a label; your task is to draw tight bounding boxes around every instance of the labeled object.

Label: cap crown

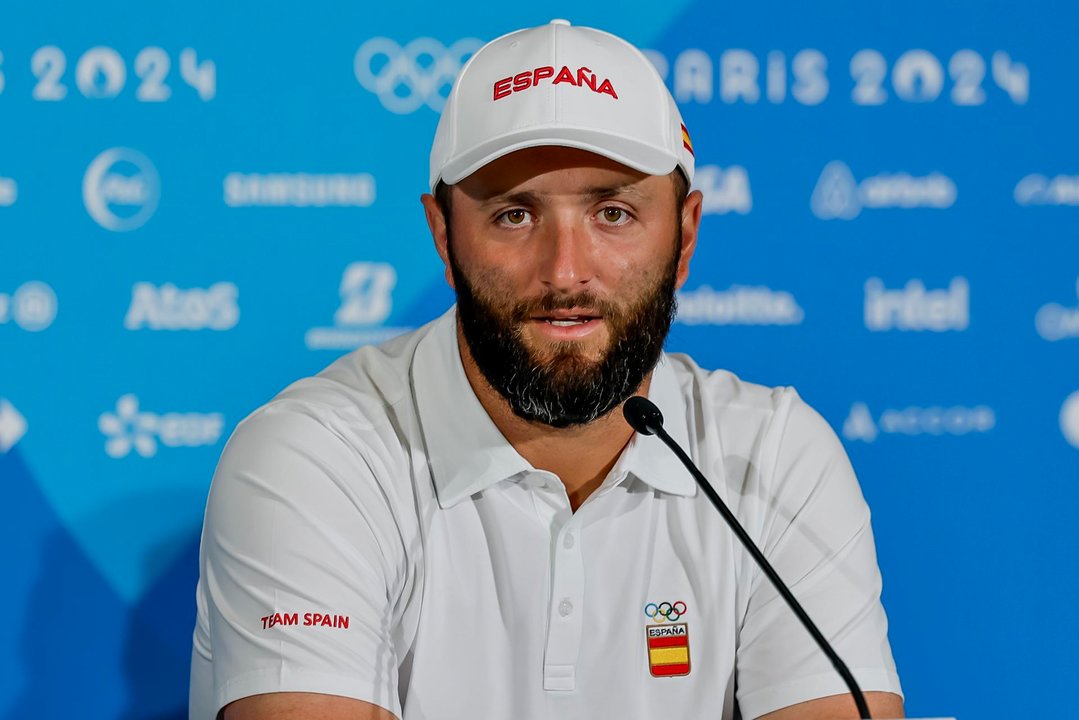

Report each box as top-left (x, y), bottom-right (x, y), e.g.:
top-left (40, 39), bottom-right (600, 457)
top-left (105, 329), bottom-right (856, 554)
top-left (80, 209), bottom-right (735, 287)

top-left (430, 20), bottom-right (694, 190)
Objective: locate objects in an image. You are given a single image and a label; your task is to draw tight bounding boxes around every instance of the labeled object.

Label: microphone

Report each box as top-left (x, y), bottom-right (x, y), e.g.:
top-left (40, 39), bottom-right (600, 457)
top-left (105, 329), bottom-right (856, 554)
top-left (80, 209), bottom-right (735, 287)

top-left (623, 396), bottom-right (873, 720)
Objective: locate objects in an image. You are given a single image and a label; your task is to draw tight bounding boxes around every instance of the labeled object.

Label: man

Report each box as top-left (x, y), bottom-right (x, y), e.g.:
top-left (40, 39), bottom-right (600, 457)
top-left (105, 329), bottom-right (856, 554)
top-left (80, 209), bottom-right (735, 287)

top-left (190, 20), bottom-right (904, 720)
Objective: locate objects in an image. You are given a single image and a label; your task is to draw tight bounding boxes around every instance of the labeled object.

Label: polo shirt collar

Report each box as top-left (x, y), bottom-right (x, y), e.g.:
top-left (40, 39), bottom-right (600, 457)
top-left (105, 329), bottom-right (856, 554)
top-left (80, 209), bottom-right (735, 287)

top-left (412, 308), bottom-right (696, 509)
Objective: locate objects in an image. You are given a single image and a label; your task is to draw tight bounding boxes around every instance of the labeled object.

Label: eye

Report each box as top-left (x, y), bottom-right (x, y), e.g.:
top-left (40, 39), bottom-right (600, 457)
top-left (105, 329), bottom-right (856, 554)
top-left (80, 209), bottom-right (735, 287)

top-left (599, 206), bottom-right (630, 225)
top-left (498, 208), bottom-right (532, 226)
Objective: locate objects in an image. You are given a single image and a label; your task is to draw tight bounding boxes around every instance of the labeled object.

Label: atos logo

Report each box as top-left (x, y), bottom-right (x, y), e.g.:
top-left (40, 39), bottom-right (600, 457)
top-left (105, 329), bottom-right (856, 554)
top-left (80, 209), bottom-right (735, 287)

top-left (0, 281), bottom-right (58, 331)
top-left (676, 285), bottom-right (803, 326)
top-left (83, 147), bottom-right (160, 231)
top-left (811, 161), bottom-right (956, 220)
top-left (304, 262), bottom-right (414, 350)
top-left (124, 281), bottom-right (239, 331)
top-left (0, 176), bottom-right (16, 206)
top-left (864, 277), bottom-right (969, 332)
top-left (1061, 391), bottom-right (1079, 449)
top-left (843, 401), bottom-right (995, 443)
top-left (696, 165), bottom-right (752, 215)
top-left (97, 394), bottom-right (224, 459)
top-left (354, 37), bottom-right (482, 114)
top-left (1035, 277), bottom-right (1079, 341)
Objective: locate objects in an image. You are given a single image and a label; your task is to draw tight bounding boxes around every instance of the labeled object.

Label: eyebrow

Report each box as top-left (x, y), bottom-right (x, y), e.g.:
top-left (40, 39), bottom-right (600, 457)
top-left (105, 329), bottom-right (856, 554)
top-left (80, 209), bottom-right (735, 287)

top-left (479, 183), bottom-right (647, 207)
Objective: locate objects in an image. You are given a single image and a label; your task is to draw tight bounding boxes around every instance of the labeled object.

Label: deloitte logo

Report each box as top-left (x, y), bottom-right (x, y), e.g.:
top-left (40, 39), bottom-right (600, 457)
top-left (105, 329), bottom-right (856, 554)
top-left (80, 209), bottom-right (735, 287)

top-left (1062, 391), bottom-right (1079, 449)
top-left (843, 401), bottom-right (995, 443)
top-left (305, 262), bottom-right (414, 350)
top-left (695, 165), bottom-right (752, 215)
top-left (810, 161), bottom-right (956, 220)
top-left (97, 394), bottom-right (224, 459)
top-left (676, 285), bottom-right (803, 326)
top-left (0, 281), bottom-right (58, 331)
top-left (1035, 277), bottom-right (1079, 341)
top-left (83, 147), bottom-right (160, 231)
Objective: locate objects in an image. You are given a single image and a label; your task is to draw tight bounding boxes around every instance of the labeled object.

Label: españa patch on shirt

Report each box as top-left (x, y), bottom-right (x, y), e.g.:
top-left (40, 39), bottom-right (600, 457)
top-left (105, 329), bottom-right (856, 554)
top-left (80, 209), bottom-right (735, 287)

top-left (644, 601), bottom-right (690, 677)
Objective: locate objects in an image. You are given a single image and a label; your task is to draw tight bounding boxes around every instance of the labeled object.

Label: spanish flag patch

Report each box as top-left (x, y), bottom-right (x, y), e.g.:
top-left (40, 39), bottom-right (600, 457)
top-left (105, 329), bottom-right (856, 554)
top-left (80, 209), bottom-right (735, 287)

top-left (646, 623), bottom-right (691, 677)
top-left (681, 123), bottom-right (694, 157)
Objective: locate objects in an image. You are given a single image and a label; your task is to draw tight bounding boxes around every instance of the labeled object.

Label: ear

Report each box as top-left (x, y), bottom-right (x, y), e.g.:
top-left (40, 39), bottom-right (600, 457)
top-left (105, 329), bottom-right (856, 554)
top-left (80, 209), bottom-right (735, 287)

top-left (675, 189), bottom-right (703, 290)
top-left (421, 192), bottom-right (455, 290)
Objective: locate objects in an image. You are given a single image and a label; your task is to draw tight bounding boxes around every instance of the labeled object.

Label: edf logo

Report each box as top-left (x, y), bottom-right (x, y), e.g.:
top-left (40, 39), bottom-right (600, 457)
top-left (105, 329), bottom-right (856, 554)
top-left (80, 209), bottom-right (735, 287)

top-left (82, 147), bottom-right (160, 231)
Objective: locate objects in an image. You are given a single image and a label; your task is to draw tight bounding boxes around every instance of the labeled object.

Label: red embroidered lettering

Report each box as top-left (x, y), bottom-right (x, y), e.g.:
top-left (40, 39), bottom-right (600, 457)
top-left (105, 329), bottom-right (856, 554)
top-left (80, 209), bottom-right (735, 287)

top-left (532, 66), bottom-right (555, 85)
top-left (512, 71), bottom-right (532, 93)
top-left (552, 66), bottom-right (577, 86)
top-left (597, 78), bottom-right (618, 99)
top-left (493, 77), bottom-right (512, 100)
top-left (577, 66), bottom-right (596, 91)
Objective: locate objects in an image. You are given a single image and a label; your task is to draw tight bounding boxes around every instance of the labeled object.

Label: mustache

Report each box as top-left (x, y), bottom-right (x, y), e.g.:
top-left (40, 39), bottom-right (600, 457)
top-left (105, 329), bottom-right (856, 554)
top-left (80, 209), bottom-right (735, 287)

top-left (509, 292), bottom-right (619, 321)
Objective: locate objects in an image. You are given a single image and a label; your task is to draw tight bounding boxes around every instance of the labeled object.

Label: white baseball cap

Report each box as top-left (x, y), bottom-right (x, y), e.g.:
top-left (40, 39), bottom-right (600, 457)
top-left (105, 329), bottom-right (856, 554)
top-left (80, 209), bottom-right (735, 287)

top-left (429, 19), bottom-right (695, 191)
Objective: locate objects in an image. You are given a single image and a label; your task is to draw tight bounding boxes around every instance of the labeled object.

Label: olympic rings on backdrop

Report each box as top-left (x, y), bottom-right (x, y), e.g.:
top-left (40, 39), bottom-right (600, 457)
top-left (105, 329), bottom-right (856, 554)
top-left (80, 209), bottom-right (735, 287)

top-left (643, 600), bottom-right (688, 623)
top-left (354, 36), bottom-right (483, 114)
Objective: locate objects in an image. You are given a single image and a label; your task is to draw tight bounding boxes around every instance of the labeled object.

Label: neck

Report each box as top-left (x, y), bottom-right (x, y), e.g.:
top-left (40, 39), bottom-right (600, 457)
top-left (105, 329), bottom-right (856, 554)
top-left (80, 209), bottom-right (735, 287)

top-left (456, 323), bottom-right (649, 512)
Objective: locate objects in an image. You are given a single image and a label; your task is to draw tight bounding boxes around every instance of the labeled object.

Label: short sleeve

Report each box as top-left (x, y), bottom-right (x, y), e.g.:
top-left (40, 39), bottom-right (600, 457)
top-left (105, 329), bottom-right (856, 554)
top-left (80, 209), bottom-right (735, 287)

top-left (734, 390), bottom-right (902, 719)
top-left (189, 403), bottom-right (409, 719)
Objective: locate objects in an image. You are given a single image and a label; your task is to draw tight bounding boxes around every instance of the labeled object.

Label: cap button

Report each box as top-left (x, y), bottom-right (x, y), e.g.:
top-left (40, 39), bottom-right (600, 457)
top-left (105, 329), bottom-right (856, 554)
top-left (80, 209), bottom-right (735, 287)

top-left (549, 18), bottom-right (571, 25)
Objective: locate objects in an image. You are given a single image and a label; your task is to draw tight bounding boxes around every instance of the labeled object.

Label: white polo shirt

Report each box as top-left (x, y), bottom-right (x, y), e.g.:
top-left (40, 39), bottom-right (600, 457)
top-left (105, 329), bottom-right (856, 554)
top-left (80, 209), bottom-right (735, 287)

top-left (189, 308), bottom-right (902, 720)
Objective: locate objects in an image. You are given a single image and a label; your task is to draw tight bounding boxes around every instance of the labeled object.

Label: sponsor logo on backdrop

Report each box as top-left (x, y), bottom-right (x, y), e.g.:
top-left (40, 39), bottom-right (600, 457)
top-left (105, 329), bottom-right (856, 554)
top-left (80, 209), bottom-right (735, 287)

top-left (97, 394), bottom-right (224, 459)
top-left (695, 165), bottom-right (752, 215)
top-left (811, 161), bottom-right (956, 220)
top-left (0, 399), bottom-right (27, 453)
top-left (124, 281), bottom-right (239, 331)
top-left (25, 46), bottom-right (216, 102)
top-left (1035, 277), bottom-right (1079, 341)
top-left (676, 285), bottom-right (803, 326)
top-left (843, 401), bottom-right (995, 443)
top-left (645, 48), bottom-right (1027, 106)
top-left (1062, 391), bottom-right (1079, 449)
top-left (1014, 174), bottom-right (1079, 206)
top-left (83, 147), bottom-right (159, 231)
top-left (305, 262), bottom-right (414, 350)
top-left (864, 277), bottom-right (968, 332)
top-left (0, 176), bottom-right (16, 206)
top-left (0, 281), bottom-right (58, 331)
top-left (223, 173), bottom-right (376, 208)
top-left (354, 37), bottom-right (483, 114)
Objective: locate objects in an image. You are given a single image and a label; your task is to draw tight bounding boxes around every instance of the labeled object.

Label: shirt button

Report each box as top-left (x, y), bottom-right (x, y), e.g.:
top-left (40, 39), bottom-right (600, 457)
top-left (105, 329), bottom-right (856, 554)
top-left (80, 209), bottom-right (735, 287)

top-left (558, 599), bottom-right (573, 617)
top-left (563, 533), bottom-right (575, 549)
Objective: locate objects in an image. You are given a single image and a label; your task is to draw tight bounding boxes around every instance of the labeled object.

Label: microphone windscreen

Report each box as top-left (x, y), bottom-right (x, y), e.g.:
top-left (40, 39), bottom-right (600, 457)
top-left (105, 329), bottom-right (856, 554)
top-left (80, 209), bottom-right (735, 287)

top-left (623, 396), bottom-right (664, 435)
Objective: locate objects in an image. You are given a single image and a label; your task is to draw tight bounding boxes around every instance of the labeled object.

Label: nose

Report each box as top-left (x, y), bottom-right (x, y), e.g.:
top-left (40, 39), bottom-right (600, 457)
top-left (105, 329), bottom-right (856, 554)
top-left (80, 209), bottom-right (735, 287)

top-left (538, 217), bottom-right (596, 293)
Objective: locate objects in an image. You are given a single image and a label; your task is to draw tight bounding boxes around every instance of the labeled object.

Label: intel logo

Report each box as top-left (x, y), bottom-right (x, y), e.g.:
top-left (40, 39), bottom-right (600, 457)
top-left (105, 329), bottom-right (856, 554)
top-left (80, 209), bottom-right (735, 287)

top-left (82, 147), bottom-right (160, 232)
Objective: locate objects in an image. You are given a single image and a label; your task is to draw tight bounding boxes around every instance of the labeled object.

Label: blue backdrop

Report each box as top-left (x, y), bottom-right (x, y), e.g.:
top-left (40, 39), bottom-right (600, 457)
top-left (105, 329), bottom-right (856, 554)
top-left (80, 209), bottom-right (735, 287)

top-left (2, 1), bottom-right (1077, 717)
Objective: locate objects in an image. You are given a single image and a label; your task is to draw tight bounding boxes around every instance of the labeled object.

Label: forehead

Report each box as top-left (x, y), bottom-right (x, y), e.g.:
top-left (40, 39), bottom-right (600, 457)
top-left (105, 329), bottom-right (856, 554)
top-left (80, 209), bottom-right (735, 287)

top-left (451, 146), bottom-right (676, 204)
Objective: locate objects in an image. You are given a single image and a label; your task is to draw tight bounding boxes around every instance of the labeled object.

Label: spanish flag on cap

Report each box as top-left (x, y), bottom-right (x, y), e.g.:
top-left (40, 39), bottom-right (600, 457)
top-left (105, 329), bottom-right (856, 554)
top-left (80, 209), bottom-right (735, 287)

top-left (681, 123), bottom-right (694, 157)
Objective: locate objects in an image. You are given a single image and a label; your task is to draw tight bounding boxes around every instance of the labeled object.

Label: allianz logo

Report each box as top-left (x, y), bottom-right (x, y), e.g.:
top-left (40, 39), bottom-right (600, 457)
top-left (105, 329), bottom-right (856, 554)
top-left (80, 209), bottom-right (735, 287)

top-left (1014, 174), bottom-right (1079, 207)
top-left (843, 401), bottom-right (995, 443)
top-left (83, 147), bottom-right (160, 232)
top-left (305, 262), bottom-right (414, 350)
top-left (1062, 391), bottom-right (1079, 450)
top-left (0, 176), bottom-right (16, 206)
top-left (97, 394), bottom-right (224, 459)
top-left (0, 281), bottom-right (58, 332)
top-left (224, 172), bottom-right (376, 208)
top-left (695, 165), bottom-right (752, 215)
top-left (124, 281), bottom-right (239, 331)
top-left (1036, 277), bottom-right (1079, 341)
top-left (865, 277), bottom-right (968, 332)
top-left (676, 285), bottom-right (803, 326)
top-left (811, 161), bottom-right (956, 220)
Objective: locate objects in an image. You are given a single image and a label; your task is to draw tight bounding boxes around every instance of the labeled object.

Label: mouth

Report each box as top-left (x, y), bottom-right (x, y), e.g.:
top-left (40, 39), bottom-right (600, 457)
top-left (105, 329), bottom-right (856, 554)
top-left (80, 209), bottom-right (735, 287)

top-left (539, 315), bottom-right (600, 327)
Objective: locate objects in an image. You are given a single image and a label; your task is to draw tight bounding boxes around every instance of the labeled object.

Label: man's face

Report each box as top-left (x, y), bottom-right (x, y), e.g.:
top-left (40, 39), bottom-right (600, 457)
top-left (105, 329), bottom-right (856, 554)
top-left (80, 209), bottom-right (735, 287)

top-left (426, 147), bottom-right (700, 428)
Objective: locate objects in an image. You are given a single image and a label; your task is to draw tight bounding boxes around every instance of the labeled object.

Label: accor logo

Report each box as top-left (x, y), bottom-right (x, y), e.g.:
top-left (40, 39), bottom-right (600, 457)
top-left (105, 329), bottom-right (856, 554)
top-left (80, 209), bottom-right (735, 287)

top-left (493, 65), bottom-right (617, 101)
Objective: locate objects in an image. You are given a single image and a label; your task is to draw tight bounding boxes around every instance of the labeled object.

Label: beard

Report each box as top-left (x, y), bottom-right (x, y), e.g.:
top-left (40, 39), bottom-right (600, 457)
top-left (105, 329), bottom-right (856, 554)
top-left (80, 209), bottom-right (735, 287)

top-left (448, 230), bottom-right (681, 429)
